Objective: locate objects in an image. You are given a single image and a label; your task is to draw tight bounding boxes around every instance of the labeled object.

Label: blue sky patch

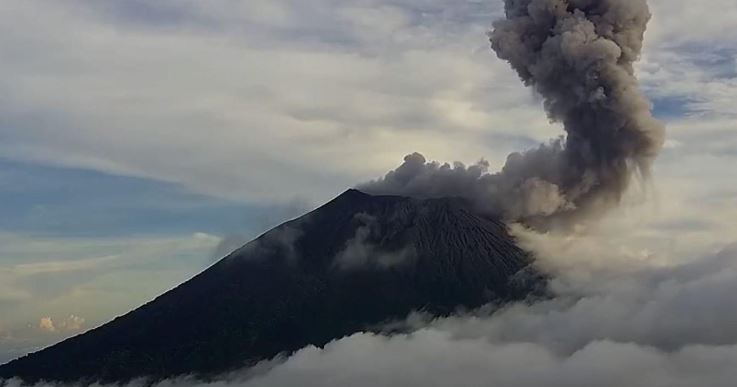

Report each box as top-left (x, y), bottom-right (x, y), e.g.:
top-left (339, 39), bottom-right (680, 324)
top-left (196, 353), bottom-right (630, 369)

top-left (0, 158), bottom-right (298, 238)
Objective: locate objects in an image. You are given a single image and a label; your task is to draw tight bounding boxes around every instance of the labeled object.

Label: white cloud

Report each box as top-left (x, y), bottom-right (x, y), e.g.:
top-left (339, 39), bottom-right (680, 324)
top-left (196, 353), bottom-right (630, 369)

top-left (7, 239), bottom-right (737, 386)
top-left (205, 339), bottom-right (737, 387)
top-left (38, 315), bottom-right (87, 335)
top-left (0, 0), bottom-right (550, 205)
top-left (59, 315), bottom-right (85, 332)
top-left (37, 318), bottom-right (55, 333)
top-left (647, 0), bottom-right (737, 49)
top-left (0, 0), bottom-right (732, 217)
top-left (0, 0), bottom-right (733, 208)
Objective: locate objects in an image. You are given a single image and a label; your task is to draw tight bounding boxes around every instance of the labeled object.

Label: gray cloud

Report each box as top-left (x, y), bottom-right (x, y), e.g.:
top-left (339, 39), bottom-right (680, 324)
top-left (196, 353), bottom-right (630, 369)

top-left (333, 213), bottom-right (416, 270)
top-left (232, 224), bottom-right (304, 264)
top-left (362, 0), bottom-right (665, 227)
top-left (0, 0), bottom-right (730, 210)
top-left (210, 199), bottom-right (313, 263)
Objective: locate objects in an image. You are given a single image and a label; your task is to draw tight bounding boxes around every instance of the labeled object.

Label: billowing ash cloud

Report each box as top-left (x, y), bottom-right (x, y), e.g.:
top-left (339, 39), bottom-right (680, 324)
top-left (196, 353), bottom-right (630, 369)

top-left (361, 0), bottom-right (665, 225)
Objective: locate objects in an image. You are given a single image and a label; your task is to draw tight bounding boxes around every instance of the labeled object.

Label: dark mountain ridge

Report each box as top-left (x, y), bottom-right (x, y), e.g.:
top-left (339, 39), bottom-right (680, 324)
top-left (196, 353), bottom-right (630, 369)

top-left (0, 189), bottom-right (545, 384)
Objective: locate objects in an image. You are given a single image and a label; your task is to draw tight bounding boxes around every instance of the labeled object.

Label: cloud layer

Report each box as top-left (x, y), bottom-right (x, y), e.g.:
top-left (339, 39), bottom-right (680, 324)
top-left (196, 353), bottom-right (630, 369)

top-left (0, 0), bottom-right (733, 207)
top-left (4, 229), bottom-right (736, 387)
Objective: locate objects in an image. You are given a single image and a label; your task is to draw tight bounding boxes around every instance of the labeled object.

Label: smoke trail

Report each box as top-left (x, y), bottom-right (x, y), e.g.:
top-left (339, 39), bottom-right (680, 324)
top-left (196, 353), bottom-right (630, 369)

top-left (361, 0), bottom-right (665, 226)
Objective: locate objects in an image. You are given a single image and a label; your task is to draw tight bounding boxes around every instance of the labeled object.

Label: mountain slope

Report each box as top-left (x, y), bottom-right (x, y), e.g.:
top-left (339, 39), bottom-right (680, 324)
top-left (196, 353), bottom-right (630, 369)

top-left (0, 189), bottom-right (544, 383)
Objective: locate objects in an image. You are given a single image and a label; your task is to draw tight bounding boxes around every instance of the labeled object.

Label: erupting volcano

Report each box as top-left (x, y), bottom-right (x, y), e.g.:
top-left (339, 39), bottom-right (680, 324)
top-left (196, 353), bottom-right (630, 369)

top-left (1, 0), bottom-right (665, 384)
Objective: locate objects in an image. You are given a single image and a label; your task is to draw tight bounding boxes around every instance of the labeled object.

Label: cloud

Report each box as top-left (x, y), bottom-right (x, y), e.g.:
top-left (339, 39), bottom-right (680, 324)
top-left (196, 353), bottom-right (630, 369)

top-left (38, 315), bottom-right (85, 335)
top-left (427, 244), bottom-right (737, 355)
top-left (37, 318), bottom-right (55, 334)
top-left (647, 0), bottom-right (737, 49)
top-left (0, 0), bottom-right (732, 219)
top-left (0, 253), bottom-right (120, 312)
top-left (0, 0), bottom-right (732, 210)
top-left (0, 0), bottom-right (551, 205)
top-left (13, 257), bottom-right (119, 276)
top-left (188, 337), bottom-right (737, 387)
top-left (333, 213), bottom-right (416, 270)
top-left (6, 237), bottom-right (737, 386)
top-left (210, 198), bottom-right (313, 262)
top-left (4, 188), bottom-right (736, 386)
top-left (59, 316), bottom-right (85, 332)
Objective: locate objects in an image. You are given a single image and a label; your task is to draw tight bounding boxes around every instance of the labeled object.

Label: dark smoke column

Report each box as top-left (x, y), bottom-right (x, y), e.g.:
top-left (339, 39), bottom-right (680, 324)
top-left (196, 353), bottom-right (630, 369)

top-left (361, 0), bottom-right (664, 226)
top-left (489, 0), bottom-right (665, 220)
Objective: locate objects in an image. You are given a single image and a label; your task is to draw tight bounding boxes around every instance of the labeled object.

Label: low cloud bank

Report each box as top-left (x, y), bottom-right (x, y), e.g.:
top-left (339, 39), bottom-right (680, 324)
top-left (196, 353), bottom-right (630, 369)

top-left (4, 229), bottom-right (736, 387)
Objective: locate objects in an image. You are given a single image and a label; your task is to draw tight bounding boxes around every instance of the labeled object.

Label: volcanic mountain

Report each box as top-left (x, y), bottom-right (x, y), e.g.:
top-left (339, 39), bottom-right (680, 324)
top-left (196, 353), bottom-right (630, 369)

top-left (0, 189), bottom-right (545, 383)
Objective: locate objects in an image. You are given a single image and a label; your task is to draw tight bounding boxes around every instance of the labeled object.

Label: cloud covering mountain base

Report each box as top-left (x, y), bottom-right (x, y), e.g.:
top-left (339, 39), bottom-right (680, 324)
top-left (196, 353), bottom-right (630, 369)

top-left (3, 234), bottom-right (736, 387)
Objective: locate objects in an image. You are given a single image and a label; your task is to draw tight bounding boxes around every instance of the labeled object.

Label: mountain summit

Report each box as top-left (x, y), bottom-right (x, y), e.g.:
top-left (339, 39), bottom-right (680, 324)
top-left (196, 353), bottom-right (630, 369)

top-left (0, 189), bottom-right (544, 383)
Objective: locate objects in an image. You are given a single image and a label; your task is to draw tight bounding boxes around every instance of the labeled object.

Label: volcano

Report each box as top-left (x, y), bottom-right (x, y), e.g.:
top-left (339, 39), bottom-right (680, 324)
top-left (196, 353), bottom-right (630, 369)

top-left (0, 189), bottom-right (544, 383)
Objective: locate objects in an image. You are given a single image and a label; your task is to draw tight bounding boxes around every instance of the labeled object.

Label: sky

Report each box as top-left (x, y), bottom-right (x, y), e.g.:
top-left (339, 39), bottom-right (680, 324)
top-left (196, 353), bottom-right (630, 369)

top-left (0, 0), bottom-right (736, 376)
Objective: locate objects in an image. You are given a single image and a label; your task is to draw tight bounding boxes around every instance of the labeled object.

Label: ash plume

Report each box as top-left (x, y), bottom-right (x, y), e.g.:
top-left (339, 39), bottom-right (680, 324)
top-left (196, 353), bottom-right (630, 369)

top-left (361, 0), bottom-right (665, 226)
